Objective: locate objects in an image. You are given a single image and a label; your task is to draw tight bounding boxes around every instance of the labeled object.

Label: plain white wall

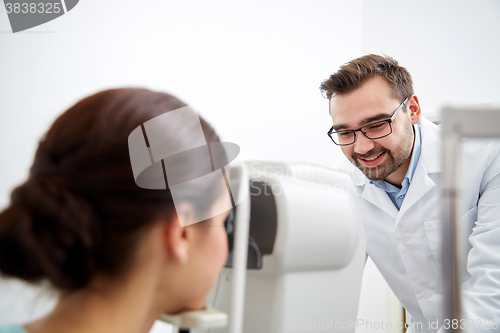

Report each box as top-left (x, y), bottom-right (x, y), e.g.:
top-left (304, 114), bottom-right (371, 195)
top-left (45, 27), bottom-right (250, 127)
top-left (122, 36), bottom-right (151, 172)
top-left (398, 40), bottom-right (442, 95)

top-left (0, 0), bottom-right (363, 331)
top-left (362, 0), bottom-right (500, 120)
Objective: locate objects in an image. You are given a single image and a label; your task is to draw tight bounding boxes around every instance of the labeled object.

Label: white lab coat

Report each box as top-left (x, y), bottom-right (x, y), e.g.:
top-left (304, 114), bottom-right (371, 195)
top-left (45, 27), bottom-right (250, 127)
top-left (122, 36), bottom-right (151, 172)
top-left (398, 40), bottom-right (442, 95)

top-left (341, 117), bottom-right (500, 333)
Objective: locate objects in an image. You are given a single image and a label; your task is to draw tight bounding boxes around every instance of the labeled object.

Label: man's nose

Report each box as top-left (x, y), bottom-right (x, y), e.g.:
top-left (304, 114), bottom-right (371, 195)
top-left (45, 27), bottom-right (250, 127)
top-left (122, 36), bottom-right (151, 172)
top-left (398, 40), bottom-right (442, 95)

top-left (353, 132), bottom-right (375, 155)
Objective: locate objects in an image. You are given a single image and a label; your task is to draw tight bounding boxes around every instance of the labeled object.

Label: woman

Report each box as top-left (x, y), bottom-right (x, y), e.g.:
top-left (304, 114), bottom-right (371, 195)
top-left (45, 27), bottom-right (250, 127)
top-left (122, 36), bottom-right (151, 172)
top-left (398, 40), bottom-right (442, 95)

top-left (0, 88), bottom-right (229, 333)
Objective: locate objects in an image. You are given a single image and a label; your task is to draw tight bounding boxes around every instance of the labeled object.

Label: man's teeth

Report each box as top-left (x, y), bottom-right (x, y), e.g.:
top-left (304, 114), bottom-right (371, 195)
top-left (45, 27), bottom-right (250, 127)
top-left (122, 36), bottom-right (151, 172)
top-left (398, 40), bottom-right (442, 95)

top-left (362, 153), bottom-right (382, 161)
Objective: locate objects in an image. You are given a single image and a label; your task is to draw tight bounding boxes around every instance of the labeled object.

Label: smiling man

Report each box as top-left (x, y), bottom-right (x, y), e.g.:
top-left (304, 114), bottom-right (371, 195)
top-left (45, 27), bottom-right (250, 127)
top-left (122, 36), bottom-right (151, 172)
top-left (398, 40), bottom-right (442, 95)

top-left (321, 54), bottom-right (500, 332)
top-left (328, 74), bottom-right (417, 188)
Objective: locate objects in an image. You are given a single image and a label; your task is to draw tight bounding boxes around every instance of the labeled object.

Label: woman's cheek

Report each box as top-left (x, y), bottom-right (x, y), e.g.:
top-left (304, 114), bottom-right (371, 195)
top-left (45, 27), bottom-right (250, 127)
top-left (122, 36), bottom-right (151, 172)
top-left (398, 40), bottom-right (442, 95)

top-left (208, 228), bottom-right (228, 270)
top-left (219, 229), bottom-right (229, 267)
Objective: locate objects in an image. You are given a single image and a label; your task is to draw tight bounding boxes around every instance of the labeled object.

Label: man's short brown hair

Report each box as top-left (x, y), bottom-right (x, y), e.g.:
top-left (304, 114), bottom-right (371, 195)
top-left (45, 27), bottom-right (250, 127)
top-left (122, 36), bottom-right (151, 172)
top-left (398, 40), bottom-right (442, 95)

top-left (320, 54), bottom-right (414, 102)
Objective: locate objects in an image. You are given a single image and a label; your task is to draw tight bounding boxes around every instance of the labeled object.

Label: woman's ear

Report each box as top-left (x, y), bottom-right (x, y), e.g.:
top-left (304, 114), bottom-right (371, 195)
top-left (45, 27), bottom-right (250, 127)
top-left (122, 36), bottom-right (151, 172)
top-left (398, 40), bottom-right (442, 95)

top-left (162, 202), bottom-right (196, 265)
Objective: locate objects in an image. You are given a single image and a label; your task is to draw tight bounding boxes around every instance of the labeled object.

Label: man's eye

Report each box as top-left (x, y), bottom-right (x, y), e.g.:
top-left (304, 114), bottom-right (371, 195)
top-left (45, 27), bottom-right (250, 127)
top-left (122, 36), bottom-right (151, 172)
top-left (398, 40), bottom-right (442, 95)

top-left (368, 123), bottom-right (384, 130)
top-left (338, 131), bottom-right (352, 137)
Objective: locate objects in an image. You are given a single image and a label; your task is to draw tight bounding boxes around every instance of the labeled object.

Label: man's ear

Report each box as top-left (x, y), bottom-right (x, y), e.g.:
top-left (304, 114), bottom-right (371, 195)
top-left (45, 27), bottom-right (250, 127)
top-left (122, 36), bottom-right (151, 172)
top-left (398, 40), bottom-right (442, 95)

top-left (163, 202), bottom-right (196, 264)
top-left (408, 94), bottom-right (422, 125)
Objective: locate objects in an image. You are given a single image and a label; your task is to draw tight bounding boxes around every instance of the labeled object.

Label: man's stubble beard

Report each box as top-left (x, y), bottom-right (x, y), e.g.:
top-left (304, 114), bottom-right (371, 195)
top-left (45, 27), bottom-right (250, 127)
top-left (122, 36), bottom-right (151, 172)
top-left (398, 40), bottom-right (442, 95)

top-left (350, 125), bottom-right (415, 182)
top-left (352, 147), bottom-right (404, 181)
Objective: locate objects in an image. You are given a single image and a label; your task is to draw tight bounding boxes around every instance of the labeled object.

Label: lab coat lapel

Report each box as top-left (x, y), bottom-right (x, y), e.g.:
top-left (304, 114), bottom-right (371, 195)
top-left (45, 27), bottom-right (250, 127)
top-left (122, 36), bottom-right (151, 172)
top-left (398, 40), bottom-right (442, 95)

top-left (361, 181), bottom-right (398, 219)
top-left (344, 163), bottom-right (398, 219)
top-left (397, 160), bottom-right (436, 217)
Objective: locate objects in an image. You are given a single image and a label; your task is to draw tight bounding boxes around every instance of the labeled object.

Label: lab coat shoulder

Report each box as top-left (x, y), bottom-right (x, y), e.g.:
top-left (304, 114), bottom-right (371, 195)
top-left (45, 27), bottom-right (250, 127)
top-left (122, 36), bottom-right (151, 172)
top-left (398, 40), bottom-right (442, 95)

top-left (418, 116), bottom-right (500, 210)
top-left (460, 136), bottom-right (500, 327)
top-left (419, 117), bottom-right (441, 174)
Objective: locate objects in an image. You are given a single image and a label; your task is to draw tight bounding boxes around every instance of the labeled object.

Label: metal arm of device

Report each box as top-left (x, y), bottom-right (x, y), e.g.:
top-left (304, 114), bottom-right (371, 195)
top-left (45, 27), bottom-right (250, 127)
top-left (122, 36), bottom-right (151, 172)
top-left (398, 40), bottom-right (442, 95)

top-left (441, 107), bottom-right (500, 333)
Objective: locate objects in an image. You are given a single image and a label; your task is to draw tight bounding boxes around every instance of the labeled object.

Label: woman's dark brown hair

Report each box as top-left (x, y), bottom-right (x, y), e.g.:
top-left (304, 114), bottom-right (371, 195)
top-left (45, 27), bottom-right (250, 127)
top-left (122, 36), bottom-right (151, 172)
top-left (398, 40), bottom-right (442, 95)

top-left (0, 88), bottom-right (224, 290)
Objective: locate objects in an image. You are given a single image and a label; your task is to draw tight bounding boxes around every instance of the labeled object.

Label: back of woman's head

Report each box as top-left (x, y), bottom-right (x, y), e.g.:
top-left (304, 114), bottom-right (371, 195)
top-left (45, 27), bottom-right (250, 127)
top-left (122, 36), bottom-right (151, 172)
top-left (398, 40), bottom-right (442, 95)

top-left (0, 88), bottom-right (223, 290)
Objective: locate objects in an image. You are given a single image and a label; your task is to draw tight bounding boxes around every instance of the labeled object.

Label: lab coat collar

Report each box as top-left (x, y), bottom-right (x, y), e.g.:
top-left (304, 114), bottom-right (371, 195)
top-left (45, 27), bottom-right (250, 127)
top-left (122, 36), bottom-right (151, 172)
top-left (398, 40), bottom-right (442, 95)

top-left (396, 117), bottom-right (440, 217)
top-left (361, 181), bottom-right (399, 219)
top-left (397, 156), bottom-right (437, 217)
top-left (419, 116), bottom-right (441, 174)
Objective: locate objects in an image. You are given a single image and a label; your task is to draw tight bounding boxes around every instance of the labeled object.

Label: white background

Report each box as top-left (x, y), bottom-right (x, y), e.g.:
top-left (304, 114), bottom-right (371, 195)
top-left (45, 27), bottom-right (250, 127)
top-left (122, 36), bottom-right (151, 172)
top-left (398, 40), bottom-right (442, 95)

top-left (1, 0), bottom-right (499, 332)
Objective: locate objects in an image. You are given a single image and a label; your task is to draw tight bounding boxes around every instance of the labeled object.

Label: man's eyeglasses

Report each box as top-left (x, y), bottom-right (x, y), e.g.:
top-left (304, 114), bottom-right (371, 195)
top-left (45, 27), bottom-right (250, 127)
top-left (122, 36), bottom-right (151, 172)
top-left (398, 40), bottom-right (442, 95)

top-left (327, 97), bottom-right (410, 146)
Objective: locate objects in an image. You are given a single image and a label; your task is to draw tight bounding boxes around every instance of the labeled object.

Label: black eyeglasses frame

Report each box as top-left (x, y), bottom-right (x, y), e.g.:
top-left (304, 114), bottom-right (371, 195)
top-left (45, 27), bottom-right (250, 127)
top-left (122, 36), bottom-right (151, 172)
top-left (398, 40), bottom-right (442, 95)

top-left (327, 97), bottom-right (410, 146)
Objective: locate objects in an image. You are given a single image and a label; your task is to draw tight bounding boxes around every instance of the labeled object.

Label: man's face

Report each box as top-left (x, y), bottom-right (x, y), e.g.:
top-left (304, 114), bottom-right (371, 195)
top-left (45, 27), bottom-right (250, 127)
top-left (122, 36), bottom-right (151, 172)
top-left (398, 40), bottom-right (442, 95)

top-left (329, 76), bottom-right (419, 185)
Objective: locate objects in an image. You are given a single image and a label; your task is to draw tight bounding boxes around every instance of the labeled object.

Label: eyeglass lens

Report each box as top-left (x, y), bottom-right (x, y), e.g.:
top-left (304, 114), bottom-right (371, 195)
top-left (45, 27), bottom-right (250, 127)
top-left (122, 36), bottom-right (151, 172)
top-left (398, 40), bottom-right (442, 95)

top-left (333, 121), bottom-right (392, 145)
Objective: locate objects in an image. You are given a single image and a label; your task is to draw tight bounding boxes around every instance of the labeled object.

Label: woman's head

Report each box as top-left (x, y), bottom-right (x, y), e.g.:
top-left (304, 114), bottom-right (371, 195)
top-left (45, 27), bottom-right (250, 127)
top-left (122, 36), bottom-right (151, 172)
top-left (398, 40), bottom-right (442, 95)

top-left (0, 88), bottom-right (229, 304)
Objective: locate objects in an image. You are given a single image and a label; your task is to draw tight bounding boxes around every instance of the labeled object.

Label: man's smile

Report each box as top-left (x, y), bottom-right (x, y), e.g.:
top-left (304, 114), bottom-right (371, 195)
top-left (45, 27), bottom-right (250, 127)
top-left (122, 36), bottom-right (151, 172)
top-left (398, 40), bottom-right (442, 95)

top-left (356, 151), bottom-right (387, 168)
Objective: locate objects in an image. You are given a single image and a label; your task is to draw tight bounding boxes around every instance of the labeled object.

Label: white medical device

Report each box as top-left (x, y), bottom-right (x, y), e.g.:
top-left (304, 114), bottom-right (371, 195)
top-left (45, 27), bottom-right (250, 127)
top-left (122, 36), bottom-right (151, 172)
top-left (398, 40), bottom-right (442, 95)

top-left (441, 108), bottom-right (500, 333)
top-left (161, 161), bottom-right (366, 333)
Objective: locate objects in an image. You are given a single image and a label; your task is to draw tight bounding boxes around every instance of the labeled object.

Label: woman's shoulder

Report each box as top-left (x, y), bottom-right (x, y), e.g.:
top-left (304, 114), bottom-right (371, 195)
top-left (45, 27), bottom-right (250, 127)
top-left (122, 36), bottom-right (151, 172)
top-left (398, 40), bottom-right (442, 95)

top-left (0, 325), bottom-right (29, 333)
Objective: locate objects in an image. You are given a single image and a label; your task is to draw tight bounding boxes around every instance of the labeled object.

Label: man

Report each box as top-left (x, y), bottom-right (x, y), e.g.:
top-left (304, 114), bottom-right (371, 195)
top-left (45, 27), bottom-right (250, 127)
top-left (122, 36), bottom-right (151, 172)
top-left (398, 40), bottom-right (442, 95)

top-left (320, 54), bottom-right (500, 332)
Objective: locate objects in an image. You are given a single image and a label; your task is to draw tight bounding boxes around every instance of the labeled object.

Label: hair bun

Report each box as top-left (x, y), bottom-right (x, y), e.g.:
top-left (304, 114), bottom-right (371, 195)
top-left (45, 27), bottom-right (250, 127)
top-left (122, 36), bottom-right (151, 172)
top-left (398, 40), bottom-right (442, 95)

top-left (0, 203), bottom-right (45, 281)
top-left (0, 177), bottom-right (100, 290)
